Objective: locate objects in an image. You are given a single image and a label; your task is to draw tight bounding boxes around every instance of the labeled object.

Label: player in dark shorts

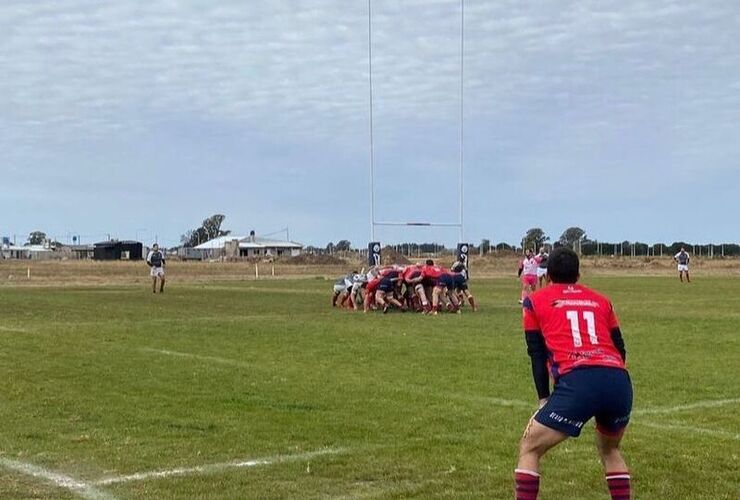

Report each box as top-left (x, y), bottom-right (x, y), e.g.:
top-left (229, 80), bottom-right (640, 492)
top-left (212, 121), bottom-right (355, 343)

top-left (514, 248), bottom-right (632, 500)
top-left (450, 261), bottom-right (477, 311)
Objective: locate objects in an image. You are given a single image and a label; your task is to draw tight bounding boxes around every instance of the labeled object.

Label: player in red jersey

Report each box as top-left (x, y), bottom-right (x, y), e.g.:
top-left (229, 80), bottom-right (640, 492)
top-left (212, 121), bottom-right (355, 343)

top-left (514, 248), bottom-right (632, 500)
top-left (402, 264), bottom-right (425, 311)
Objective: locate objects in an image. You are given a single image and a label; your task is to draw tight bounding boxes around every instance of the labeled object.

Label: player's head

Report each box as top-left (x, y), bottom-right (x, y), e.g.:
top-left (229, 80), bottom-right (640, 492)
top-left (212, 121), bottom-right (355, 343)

top-left (152, 243), bottom-right (159, 251)
top-left (451, 261), bottom-right (464, 273)
top-left (539, 247), bottom-right (546, 255)
top-left (547, 247), bottom-right (580, 284)
top-left (425, 259), bottom-right (434, 266)
top-left (680, 247), bottom-right (685, 252)
top-left (525, 248), bottom-right (533, 257)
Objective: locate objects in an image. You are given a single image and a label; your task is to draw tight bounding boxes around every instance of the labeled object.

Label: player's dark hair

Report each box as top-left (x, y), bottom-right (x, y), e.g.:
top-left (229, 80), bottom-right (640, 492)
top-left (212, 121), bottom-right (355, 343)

top-left (425, 259), bottom-right (434, 266)
top-left (547, 248), bottom-right (579, 284)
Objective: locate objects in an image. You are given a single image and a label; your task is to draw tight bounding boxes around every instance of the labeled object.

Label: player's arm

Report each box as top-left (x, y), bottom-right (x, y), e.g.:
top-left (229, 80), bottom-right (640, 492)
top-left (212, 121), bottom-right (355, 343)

top-left (517, 261), bottom-right (523, 277)
top-left (525, 330), bottom-right (550, 401)
top-left (610, 328), bottom-right (626, 361)
top-left (146, 251), bottom-right (153, 267)
top-left (523, 297), bottom-right (549, 401)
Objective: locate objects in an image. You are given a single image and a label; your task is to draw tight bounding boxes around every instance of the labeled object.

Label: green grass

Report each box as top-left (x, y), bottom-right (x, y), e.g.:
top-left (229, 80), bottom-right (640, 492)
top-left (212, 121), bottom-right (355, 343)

top-left (0, 276), bottom-right (738, 499)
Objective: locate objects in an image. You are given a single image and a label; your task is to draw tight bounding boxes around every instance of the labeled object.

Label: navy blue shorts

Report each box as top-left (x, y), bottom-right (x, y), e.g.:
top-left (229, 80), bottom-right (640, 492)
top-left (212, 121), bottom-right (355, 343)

top-left (453, 275), bottom-right (468, 291)
top-left (436, 275), bottom-right (454, 289)
top-left (378, 278), bottom-right (395, 293)
top-left (534, 367), bottom-right (632, 438)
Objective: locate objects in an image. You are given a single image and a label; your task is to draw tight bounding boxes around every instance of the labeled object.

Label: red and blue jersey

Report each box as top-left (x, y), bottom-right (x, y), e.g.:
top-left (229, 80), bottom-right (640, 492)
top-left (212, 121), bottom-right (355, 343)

top-left (523, 283), bottom-right (626, 379)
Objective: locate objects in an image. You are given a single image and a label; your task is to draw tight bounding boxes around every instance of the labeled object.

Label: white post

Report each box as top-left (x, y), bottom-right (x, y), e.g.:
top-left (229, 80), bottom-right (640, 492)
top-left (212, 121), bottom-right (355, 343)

top-left (255, 264), bottom-right (259, 279)
top-left (27, 267), bottom-right (30, 279)
top-left (272, 264), bottom-right (275, 276)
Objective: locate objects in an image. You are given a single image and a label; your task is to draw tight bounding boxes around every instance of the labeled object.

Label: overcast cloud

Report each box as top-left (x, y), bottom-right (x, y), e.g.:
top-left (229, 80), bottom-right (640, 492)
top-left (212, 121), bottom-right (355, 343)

top-left (1, 0), bottom-right (738, 247)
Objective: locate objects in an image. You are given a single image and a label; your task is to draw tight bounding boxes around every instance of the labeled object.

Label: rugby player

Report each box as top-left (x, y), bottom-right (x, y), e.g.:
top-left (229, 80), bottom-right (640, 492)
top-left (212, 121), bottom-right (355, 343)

top-left (331, 272), bottom-right (354, 307)
top-left (673, 247), bottom-right (691, 283)
top-left (146, 243), bottom-right (166, 294)
top-left (535, 248), bottom-right (549, 289)
top-left (515, 247), bottom-right (632, 500)
top-left (518, 249), bottom-right (538, 303)
top-left (402, 264), bottom-right (426, 312)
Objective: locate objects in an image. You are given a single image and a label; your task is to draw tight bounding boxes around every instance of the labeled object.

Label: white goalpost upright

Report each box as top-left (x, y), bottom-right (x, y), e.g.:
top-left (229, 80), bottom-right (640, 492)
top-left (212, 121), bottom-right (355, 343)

top-left (366, 0), bottom-right (466, 260)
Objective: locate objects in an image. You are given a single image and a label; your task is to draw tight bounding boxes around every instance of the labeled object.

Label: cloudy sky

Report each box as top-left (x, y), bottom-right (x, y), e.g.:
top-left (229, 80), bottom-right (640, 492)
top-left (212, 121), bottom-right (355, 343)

top-left (1, 0), bottom-right (738, 247)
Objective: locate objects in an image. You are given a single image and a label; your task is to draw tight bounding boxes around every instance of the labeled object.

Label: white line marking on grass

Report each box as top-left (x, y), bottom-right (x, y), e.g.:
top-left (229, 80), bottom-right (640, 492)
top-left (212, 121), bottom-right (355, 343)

top-left (638, 421), bottom-right (740, 441)
top-left (635, 398), bottom-right (740, 415)
top-left (139, 347), bottom-right (248, 368)
top-left (0, 325), bottom-right (31, 333)
top-left (0, 457), bottom-right (116, 500)
top-left (396, 384), bottom-right (532, 409)
top-left (94, 448), bottom-right (344, 485)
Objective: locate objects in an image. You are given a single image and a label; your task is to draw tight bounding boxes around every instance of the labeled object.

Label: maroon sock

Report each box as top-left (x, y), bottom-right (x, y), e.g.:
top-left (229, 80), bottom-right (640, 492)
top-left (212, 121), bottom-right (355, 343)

top-left (606, 472), bottom-right (631, 500)
top-left (514, 469), bottom-right (540, 500)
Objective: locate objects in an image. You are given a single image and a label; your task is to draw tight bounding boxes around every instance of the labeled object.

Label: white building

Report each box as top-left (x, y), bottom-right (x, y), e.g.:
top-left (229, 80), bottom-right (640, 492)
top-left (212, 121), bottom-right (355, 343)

top-left (194, 232), bottom-right (303, 259)
top-left (1, 244), bottom-right (54, 260)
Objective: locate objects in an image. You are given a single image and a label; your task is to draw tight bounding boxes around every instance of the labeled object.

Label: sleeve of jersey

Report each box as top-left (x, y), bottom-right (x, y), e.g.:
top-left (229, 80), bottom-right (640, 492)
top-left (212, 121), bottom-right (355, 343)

top-left (608, 303), bottom-right (626, 361)
top-left (523, 297), bottom-right (550, 399)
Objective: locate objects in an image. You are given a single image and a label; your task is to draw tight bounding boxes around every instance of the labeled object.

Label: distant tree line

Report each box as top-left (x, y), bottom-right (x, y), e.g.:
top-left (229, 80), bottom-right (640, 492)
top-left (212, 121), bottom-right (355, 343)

top-left (305, 226), bottom-right (740, 258)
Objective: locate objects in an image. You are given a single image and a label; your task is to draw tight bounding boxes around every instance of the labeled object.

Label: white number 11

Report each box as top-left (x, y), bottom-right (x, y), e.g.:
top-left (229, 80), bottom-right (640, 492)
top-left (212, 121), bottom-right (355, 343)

top-left (566, 310), bottom-right (598, 347)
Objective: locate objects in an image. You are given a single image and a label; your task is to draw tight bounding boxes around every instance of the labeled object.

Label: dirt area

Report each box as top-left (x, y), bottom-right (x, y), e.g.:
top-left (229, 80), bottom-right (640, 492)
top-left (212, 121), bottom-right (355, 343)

top-left (1, 254), bottom-right (737, 287)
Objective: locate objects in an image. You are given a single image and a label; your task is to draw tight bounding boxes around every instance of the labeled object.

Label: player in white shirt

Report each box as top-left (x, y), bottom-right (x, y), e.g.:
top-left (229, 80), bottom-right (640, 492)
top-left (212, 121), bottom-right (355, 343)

top-left (518, 249), bottom-right (538, 304)
top-left (535, 248), bottom-right (549, 289)
top-left (673, 248), bottom-right (691, 283)
top-left (146, 244), bottom-right (166, 293)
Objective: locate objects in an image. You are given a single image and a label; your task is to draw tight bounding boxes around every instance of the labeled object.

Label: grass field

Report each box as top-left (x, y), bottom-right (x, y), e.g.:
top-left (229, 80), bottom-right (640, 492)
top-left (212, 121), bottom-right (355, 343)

top-left (0, 275), bottom-right (738, 499)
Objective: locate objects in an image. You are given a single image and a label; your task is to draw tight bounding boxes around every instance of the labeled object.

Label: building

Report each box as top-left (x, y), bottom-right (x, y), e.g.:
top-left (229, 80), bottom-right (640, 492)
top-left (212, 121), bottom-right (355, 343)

top-left (93, 240), bottom-right (143, 260)
top-left (0, 244), bottom-right (54, 260)
top-left (194, 231), bottom-right (303, 259)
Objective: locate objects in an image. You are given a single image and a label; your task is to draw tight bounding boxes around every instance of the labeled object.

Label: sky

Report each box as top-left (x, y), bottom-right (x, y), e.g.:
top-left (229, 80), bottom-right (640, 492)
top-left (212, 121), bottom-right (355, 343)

top-left (1, 0), bottom-right (738, 248)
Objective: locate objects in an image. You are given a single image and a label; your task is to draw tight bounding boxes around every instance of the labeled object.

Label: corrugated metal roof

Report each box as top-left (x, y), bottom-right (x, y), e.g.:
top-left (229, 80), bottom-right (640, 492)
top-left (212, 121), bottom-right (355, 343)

top-left (194, 235), bottom-right (303, 250)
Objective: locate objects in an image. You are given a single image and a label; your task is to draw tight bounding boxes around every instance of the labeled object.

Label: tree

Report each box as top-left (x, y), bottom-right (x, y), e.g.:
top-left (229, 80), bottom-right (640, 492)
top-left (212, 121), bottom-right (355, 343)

top-left (181, 214), bottom-right (231, 247)
top-left (335, 240), bottom-right (351, 252)
top-left (522, 228), bottom-right (549, 252)
top-left (559, 227), bottom-right (586, 248)
top-left (480, 239), bottom-right (491, 255)
top-left (27, 231), bottom-right (47, 245)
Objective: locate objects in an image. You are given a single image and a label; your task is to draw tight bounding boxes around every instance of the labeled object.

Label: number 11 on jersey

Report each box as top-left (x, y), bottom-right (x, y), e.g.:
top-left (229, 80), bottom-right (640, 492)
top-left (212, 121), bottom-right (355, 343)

top-left (566, 310), bottom-right (598, 347)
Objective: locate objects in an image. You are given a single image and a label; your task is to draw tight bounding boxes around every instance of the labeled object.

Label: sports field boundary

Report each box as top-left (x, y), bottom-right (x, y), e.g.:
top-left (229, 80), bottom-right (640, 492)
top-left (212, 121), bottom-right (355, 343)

top-left (0, 457), bottom-right (116, 500)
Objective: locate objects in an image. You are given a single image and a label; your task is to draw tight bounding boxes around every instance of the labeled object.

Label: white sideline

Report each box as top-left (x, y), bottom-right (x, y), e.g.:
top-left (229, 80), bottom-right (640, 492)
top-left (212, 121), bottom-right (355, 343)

top-left (634, 398), bottom-right (740, 415)
top-left (638, 421), bottom-right (739, 440)
top-left (94, 448), bottom-right (344, 485)
top-left (0, 325), bottom-right (31, 333)
top-left (139, 347), bottom-right (250, 368)
top-left (0, 457), bottom-right (116, 500)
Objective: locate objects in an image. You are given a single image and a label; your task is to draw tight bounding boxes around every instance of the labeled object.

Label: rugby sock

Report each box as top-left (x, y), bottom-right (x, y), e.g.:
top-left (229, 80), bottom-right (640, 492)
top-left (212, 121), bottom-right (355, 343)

top-left (606, 472), bottom-right (631, 500)
top-left (468, 295), bottom-right (476, 311)
top-left (514, 469), bottom-right (540, 500)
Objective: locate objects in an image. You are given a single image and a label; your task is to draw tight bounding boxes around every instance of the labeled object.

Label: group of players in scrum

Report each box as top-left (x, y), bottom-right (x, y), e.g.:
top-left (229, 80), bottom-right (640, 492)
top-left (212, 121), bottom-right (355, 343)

top-left (331, 258), bottom-right (476, 314)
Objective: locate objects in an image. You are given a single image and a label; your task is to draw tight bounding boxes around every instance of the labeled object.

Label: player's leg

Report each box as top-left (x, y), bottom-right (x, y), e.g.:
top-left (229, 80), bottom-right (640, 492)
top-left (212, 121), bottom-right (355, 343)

top-left (464, 289), bottom-right (477, 311)
top-left (415, 283), bottom-right (430, 312)
top-left (159, 272), bottom-right (165, 293)
top-left (431, 286), bottom-right (443, 314)
top-left (595, 431), bottom-right (631, 500)
top-left (593, 367), bottom-right (633, 499)
top-left (685, 268), bottom-right (690, 282)
top-left (151, 275), bottom-right (157, 293)
top-left (375, 290), bottom-right (389, 313)
top-left (447, 289), bottom-right (460, 312)
top-left (515, 419), bottom-right (569, 499)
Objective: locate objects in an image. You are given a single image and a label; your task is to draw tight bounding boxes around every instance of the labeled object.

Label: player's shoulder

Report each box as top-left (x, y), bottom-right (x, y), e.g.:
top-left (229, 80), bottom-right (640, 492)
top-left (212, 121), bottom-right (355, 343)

top-left (575, 284), bottom-right (614, 308)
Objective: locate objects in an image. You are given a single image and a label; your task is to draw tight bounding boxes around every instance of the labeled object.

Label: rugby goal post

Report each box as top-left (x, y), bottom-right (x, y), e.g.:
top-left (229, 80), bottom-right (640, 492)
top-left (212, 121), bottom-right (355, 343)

top-left (366, 0), bottom-right (468, 272)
